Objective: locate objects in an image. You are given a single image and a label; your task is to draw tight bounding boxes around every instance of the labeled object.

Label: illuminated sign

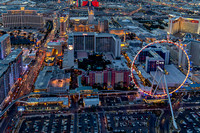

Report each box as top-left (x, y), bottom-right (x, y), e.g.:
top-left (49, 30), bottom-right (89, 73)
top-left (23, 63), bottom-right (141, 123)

top-left (156, 61), bottom-right (164, 65)
top-left (69, 45), bottom-right (73, 50)
top-left (21, 7), bottom-right (25, 11)
top-left (18, 106), bottom-right (25, 111)
top-left (190, 20), bottom-right (199, 23)
top-left (82, 0), bottom-right (99, 7)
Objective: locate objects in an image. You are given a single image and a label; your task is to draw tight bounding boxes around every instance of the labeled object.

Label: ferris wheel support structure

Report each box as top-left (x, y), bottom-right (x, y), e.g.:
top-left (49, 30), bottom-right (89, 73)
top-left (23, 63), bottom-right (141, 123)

top-left (164, 75), bottom-right (178, 129)
top-left (151, 66), bottom-right (178, 129)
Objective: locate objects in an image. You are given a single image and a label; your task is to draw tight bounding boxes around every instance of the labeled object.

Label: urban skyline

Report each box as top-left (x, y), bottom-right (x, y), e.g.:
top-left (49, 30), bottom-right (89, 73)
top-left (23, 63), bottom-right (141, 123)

top-left (0, 0), bottom-right (200, 133)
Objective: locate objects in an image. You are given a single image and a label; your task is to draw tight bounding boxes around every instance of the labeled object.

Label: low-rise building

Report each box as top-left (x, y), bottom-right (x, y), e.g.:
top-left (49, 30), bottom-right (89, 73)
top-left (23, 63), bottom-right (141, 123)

top-left (26, 97), bottom-right (69, 111)
top-left (83, 96), bottom-right (100, 107)
top-left (34, 66), bottom-right (70, 93)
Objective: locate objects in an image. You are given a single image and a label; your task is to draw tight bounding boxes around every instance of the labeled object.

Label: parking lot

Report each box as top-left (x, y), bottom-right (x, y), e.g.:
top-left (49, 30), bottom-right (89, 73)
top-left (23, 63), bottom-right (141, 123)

top-left (77, 113), bottom-right (99, 133)
top-left (100, 96), bottom-right (121, 106)
top-left (185, 95), bottom-right (200, 103)
top-left (105, 111), bottom-right (156, 133)
top-left (177, 108), bottom-right (200, 133)
top-left (101, 96), bottom-right (131, 106)
top-left (19, 114), bottom-right (74, 133)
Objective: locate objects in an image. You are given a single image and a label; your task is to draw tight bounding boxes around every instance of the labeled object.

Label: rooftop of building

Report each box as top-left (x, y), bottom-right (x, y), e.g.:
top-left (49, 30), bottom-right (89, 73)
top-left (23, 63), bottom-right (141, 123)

top-left (146, 44), bottom-right (169, 53)
top-left (128, 39), bottom-right (142, 44)
top-left (69, 32), bottom-right (120, 38)
top-left (77, 51), bottom-right (88, 59)
top-left (96, 33), bottom-right (119, 38)
top-left (27, 97), bottom-right (68, 105)
top-left (0, 34), bottom-right (9, 42)
top-left (181, 38), bottom-right (200, 47)
top-left (74, 86), bottom-right (98, 93)
top-left (151, 29), bottom-right (167, 35)
top-left (0, 49), bottom-right (22, 64)
top-left (83, 97), bottom-right (100, 102)
top-left (137, 65), bottom-right (152, 80)
top-left (47, 41), bottom-right (61, 46)
top-left (84, 96), bottom-right (99, 99)
top-left (150, 64), bottom-right (192, 85)
top-left (7, 1), bottom-right (36, 5)
top-left (69, 32), bottom-right (96, 36)
top-left (34, 66), bottom-right (52, 90)
top-left (104, 53), bottom-right (114, 61)
top-left (111, 59), bottom-right (129, 70)
top-left (70, 17), bottom-right (88, 20)
top-left (34, 66), bottom-right (70, 91)
top-left (182, 39), bottom-right (192, 44)
top-left (169, 15), bottom-right (200, 20)
top-left (60, 11), bottom-right (69, 16)
top-left (148, 50), bottom-right (164, 61)
top-left (4, 9), bottom-right (39, 15)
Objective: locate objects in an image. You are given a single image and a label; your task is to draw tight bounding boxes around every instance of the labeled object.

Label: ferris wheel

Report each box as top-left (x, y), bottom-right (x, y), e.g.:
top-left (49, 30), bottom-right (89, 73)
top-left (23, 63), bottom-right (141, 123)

top-left (131, 40), bottom-right (191, 129)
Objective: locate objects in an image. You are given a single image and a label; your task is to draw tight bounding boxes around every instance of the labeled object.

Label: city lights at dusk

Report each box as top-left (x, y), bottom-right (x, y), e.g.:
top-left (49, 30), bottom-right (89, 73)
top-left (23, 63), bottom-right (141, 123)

top-left (0, 0), bottom-right (200, 133)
